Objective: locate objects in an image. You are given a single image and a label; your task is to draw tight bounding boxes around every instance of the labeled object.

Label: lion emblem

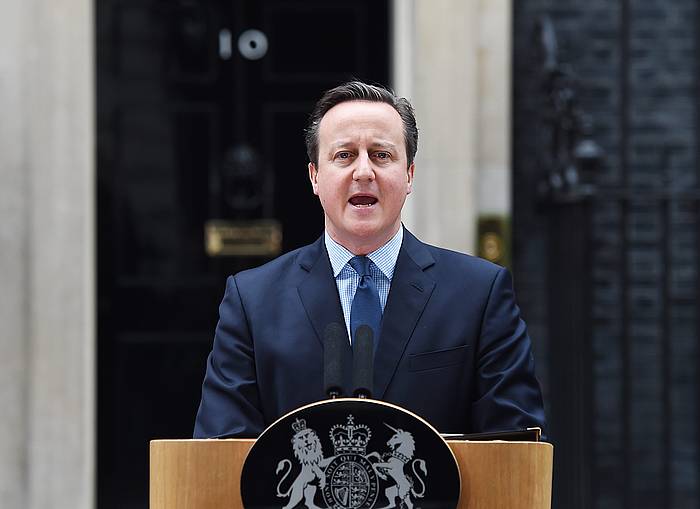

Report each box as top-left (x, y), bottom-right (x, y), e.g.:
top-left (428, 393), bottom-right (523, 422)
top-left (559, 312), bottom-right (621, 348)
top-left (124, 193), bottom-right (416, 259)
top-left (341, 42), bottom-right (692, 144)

top-left (366, 424), bottom-right (427, 509)
top-left (276, 418), bottom-right (333, 509)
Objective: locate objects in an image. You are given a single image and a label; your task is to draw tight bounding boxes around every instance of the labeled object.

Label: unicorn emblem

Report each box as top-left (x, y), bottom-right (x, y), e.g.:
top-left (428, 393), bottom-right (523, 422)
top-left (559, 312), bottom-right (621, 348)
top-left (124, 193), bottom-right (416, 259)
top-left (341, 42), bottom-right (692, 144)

top-left (366, 424), bottom-right (428, 509)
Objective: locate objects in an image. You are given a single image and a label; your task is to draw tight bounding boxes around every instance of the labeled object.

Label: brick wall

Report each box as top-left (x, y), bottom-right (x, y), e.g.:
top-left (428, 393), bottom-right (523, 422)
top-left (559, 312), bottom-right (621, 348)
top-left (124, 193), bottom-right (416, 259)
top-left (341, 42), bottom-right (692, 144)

top-left (513, 1), bottom-right (699, 508)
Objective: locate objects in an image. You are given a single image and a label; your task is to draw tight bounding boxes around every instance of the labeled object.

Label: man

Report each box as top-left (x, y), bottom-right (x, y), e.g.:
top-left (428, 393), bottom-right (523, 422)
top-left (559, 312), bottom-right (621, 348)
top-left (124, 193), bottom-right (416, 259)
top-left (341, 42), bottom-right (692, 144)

top-left (194, 81), bottom-right (545, 438)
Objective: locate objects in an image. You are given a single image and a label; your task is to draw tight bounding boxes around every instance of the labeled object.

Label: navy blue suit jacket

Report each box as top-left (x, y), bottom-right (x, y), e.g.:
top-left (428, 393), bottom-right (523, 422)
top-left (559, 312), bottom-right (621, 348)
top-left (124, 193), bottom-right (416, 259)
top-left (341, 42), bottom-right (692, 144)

top-left (194, 229), bottom-right (545, 438)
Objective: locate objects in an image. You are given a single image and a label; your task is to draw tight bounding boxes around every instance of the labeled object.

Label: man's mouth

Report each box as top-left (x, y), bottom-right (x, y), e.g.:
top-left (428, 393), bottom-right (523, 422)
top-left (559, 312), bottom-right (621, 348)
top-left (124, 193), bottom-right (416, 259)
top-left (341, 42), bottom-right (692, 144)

top-left (349, 195), bottom-right (378, 207)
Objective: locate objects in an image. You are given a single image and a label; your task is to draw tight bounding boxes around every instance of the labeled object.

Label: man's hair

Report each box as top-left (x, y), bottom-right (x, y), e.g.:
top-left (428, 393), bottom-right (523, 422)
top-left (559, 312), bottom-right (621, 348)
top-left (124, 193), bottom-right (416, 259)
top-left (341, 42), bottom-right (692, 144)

top-left (305, 81), bottom-right (418, 167)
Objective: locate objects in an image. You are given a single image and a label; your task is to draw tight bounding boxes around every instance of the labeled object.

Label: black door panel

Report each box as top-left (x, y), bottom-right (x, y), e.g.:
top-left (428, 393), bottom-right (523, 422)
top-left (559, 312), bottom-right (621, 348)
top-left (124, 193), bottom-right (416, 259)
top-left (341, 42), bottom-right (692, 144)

top-left (97, 1), bottom-right (389, 507)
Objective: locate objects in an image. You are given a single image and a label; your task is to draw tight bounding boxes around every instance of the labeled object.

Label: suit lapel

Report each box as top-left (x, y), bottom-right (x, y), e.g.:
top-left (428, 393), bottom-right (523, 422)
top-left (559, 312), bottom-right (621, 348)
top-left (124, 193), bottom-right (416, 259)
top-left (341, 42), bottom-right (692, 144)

top-left (297, 236), bottom-right (348, 347)
top-left (375, 229), bottom-right (436, 399)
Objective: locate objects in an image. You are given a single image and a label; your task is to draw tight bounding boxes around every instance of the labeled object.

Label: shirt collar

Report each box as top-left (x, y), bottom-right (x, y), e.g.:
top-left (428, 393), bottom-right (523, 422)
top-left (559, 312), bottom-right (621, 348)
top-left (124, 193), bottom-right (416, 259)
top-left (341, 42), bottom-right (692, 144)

top-left (324, 227), bottom-right (404, 281)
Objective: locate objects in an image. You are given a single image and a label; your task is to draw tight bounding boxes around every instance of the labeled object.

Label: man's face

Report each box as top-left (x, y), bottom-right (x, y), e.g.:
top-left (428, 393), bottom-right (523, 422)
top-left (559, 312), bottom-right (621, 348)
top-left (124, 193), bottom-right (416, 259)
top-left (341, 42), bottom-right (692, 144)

top-left (308, 100), bottom-right (414, 254)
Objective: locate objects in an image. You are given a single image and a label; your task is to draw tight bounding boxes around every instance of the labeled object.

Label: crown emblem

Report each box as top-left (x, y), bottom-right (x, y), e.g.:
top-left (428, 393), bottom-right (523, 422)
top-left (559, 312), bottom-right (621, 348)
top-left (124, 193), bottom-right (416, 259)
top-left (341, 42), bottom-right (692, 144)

top-left (330, 415), bottom-right (371, 455)
top-left (291, 418), bottom-right (307, 435)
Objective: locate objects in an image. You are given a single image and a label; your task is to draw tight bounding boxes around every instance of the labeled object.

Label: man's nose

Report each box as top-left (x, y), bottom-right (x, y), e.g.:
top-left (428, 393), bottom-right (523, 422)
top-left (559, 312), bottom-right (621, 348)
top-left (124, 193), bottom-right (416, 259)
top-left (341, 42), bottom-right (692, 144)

top-left (353, 152), bottom-right (375, 181)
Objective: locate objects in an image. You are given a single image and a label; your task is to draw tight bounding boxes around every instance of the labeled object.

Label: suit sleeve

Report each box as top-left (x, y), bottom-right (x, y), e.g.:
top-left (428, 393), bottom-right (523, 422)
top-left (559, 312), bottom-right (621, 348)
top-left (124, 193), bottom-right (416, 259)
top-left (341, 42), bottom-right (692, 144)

top-left (471, 267), bottom-right (547, 436)
top-left (193, 275), bottom-right (265, 438)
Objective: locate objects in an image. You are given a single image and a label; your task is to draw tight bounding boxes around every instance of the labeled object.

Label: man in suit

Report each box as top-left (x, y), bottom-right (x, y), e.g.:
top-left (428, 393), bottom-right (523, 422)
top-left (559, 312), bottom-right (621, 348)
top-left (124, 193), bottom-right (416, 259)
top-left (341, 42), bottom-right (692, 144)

top-left (194, 81), bottom-right (545, 438)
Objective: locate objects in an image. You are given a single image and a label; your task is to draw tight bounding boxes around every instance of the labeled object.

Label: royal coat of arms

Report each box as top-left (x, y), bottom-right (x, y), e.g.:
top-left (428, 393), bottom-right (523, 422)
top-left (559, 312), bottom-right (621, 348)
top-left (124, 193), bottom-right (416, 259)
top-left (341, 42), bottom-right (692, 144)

top-left (275, 415), bottom-right (428, 509)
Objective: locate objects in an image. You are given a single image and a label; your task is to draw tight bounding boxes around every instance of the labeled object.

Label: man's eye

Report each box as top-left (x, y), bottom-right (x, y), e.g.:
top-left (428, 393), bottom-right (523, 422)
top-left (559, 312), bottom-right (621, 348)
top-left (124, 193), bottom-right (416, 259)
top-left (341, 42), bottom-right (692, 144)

top-left (374, 152), bottom-right (390, 160)
top-left (335, 152), bottom-right (352, 160)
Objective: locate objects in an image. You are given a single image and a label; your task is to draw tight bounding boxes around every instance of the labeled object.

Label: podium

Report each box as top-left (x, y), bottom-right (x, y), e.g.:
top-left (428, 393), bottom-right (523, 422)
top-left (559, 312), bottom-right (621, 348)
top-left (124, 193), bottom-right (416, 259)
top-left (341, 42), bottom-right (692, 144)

top-left (150, 439), bottom-right (553, 508)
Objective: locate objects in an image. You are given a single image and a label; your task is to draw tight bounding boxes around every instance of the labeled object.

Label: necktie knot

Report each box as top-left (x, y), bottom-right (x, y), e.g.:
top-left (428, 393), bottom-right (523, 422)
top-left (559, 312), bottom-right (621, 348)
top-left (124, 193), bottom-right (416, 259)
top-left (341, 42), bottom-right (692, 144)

top-left (349, 256), bottom-right (372, 278)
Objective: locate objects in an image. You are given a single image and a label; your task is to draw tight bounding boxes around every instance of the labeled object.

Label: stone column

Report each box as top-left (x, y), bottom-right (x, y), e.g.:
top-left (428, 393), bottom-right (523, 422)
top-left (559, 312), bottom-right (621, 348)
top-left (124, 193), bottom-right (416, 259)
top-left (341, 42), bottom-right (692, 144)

top-left (476, 0), bottom-right (512, 219)
top-left (0, 1), bottom-right (30, 507)
top-left (393, 0), bottom-right (511, 255)
top-left (0, 1), bottom-right (95, 508)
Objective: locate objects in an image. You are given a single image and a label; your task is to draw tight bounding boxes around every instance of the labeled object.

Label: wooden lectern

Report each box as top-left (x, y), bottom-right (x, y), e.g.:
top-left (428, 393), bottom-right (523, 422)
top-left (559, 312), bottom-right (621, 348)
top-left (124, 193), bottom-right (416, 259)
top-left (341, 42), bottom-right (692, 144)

top-left (150, 439), bottom-right (553, 508)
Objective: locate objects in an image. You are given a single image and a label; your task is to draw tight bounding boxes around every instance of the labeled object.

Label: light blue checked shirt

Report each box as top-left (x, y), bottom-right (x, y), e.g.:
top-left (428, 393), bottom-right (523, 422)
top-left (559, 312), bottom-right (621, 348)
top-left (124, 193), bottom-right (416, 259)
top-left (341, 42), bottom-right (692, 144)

top-left (324, 227), bottom-right (404, 342)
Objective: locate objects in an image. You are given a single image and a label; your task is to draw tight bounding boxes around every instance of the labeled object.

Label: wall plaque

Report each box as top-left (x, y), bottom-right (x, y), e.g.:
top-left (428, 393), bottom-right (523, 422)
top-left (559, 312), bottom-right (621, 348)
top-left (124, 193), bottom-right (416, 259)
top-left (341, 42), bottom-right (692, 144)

top-left (205, 219), bottom-right (282, 257)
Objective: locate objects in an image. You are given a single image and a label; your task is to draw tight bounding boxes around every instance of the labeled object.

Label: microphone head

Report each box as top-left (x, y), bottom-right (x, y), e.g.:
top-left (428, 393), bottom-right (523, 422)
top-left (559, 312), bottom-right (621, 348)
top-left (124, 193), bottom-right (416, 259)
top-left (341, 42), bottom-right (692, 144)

top-left (323, 322), bottom-right (347, 398)
top-left (352, 325), bottom-right (374, 398)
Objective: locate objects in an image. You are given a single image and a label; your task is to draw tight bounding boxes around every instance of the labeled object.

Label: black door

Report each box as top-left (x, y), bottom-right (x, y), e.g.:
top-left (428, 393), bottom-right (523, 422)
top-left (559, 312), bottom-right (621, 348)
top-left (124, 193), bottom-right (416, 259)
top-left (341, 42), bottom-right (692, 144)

top-left (96, 1), bottom-right (389, 506)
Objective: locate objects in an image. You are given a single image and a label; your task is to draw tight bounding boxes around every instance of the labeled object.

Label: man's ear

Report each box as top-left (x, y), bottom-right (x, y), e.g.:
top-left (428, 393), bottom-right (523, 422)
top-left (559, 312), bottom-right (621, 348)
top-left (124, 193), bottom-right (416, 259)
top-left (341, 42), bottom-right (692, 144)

top-left (308, 162), bottom-right (319, 195)
top-left (406, 162), bottom-right (415, 195)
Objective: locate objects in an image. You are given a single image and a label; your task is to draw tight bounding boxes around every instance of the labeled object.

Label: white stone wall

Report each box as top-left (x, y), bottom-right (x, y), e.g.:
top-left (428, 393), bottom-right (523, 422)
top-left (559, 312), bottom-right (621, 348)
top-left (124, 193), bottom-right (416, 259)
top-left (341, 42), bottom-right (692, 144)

top-left (0, 1), bottom-right (95, 508)
top-left (393, 0), bottom-right (512, 253)
top-left (476, 0), bottom-right (512, 217)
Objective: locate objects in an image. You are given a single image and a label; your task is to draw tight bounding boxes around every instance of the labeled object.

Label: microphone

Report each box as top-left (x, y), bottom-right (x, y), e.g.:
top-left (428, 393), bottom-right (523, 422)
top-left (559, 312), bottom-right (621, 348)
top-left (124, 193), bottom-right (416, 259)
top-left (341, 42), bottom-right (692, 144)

top-left (323, 322), bottom-right (348, 398)
top-left (352, 325), bottom-right (374, 399)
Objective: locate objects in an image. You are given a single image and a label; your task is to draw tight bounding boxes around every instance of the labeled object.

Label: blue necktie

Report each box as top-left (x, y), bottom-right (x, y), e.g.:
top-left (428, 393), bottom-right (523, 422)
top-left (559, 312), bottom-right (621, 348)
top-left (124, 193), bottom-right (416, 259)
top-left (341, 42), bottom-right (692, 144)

top-left (349, 256), bottom-right (382, 347)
